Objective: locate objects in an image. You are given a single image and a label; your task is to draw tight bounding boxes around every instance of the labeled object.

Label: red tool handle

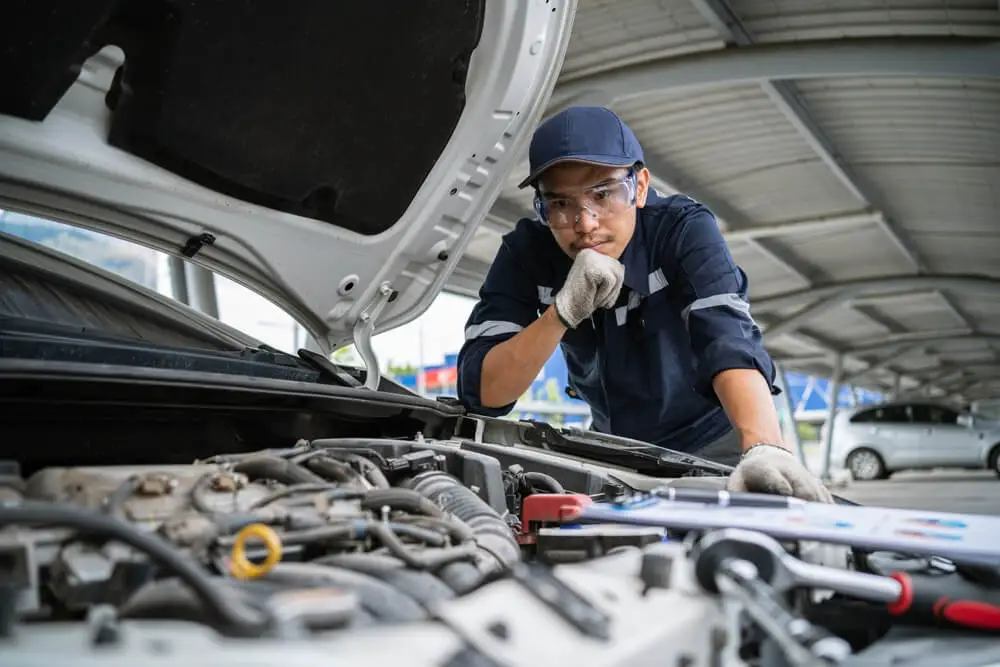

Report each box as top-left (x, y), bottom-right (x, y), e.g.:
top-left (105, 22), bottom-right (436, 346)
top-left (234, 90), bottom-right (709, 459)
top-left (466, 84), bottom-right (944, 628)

top-left (887, 570), bottom-right (1000, 632)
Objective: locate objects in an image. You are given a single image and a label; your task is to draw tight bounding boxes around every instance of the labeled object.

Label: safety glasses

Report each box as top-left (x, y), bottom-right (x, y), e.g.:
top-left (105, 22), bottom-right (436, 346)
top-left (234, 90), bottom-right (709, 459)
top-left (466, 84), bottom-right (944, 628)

top-left (533, 171), bottom-right (638, 229)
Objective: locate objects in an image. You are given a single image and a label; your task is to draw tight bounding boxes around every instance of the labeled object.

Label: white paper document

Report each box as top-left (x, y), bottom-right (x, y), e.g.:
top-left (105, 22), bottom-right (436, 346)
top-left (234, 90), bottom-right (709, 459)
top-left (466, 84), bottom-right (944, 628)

top-left (577, 497), bottom-right (1000, 565)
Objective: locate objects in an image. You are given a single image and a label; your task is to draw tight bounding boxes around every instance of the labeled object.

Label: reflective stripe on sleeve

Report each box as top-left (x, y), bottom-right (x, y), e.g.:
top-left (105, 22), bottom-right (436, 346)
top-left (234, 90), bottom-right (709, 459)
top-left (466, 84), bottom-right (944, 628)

top-left (464, 320), bottom-right (525, 340)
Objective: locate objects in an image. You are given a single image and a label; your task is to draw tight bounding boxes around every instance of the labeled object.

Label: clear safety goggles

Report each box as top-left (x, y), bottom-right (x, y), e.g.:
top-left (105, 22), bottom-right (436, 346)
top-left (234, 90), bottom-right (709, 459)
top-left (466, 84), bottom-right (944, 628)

top-left (533, 171), bottom-right (638, 229)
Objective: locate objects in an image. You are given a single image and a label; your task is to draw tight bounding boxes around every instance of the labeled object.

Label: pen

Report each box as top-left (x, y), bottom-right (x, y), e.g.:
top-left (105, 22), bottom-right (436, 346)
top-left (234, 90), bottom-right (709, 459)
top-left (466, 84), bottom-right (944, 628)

top-left (651, 487), bottom-right (807, 508)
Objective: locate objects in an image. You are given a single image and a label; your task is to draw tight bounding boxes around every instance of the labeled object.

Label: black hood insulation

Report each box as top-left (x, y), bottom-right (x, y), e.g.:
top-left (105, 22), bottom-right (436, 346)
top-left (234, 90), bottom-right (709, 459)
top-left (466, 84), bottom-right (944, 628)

top-left (0, 1), bottom-right (485, 236)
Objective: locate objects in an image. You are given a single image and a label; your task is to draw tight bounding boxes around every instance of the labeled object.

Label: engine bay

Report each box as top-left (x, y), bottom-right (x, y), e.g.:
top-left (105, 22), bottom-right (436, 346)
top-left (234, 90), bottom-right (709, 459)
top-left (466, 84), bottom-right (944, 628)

top-left (0, 369), bottom-right (999, 666)
top-left (3, 430), bottom-right (1000, 667)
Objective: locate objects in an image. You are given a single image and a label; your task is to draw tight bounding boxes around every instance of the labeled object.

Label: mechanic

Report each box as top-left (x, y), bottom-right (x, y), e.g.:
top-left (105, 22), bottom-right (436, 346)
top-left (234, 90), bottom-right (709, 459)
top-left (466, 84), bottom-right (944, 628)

top-left (456, 106), bottom-right (831, 503)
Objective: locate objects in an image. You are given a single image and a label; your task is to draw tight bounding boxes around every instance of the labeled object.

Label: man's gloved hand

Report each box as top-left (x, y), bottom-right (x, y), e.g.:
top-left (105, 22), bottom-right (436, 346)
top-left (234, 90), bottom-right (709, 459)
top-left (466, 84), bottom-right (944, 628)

top-left (554, 248), bottom-right (625, 328)
top-left (727, 444), bottom-right (834, 504)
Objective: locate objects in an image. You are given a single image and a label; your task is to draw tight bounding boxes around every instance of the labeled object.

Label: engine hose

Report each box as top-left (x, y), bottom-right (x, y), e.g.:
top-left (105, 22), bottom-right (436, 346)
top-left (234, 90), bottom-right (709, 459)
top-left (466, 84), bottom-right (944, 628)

top-left (360, 488), bottom-right (446, 519)
top-left (233, 456), bottom-right (327, 486)
top-left (401, 471), bottom-right (521, 593)
top-left (366, 521), bottom-right (478, 570)
top-left (120, 577), bottom-right (277, 627)
top-left (0, 502), bottom-right (267, 636)
top-left (248, 484), bottom-right (364, 510)
top-left (315, 553), bottom-right (457, 606)
top-left (390, 514), bottom-right (476, 545)
top-left (338, 453), bottom-right (392, 489)
top-left (523, 471), bottom-right (565, 494)
top-left (263, 562), bottom-right (427, 622)
top-left (302, 456), bottom-right (366, 485)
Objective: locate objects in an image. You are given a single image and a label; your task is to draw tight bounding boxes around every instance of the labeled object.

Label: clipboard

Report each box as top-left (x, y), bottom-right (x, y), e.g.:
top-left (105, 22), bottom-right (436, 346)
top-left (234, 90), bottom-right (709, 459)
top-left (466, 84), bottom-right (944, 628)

top-left (572, 496), bottom-right (1000, 566)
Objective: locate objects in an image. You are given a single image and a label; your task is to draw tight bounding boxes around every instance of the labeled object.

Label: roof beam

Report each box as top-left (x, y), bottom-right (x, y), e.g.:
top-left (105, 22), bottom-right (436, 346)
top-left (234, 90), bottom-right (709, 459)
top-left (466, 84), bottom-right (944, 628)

top-left (724, 210), bottom-right (881, 242)
top-left (548, 38), bottom-right (1000, 110)
top-left (843, 344), bottom-right (926, 383)
top-left (776, 331), bottom-right (1000, 366)
top-left (935, 289), bottom-right (976, 332)
top-left (688, 0), bottom-right (924, 272)
top-left (755, 274), bottom-right (1000, 315)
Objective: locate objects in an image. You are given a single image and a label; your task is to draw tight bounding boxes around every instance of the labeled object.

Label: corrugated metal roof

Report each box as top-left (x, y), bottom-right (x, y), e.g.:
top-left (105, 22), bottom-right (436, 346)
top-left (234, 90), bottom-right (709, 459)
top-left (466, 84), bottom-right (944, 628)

top-left (455, 0), bottom-right (1000, 402)
top-left (560, 0), bottom-right (722, 80)
top-left (728, 0), bottom-right (1000, 42)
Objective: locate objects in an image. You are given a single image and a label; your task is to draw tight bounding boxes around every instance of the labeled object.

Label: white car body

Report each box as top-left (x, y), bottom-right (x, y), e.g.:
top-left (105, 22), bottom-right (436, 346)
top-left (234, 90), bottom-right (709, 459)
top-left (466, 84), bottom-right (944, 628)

top-left (0, 1), bottom-right (575, 364)
top-left (823, 401), bottom-right (1000, 480)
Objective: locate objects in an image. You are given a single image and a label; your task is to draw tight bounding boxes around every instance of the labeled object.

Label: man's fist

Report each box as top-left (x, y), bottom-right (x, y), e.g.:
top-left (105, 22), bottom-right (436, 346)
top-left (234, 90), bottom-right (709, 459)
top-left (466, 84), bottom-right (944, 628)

top-left (554, 249), bottom-right (625, 328)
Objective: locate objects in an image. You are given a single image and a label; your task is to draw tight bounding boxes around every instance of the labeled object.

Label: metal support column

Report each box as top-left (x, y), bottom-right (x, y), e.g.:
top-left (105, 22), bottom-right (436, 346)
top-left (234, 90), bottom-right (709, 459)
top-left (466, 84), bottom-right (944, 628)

top-left (819, 354), bottom-right (844, 481)
top-left (775, 362), bottom-right (806, 467)
top-left (167, 256), bottom-right (190, 305)
top-left (185, 263), bottom-right (219, 319)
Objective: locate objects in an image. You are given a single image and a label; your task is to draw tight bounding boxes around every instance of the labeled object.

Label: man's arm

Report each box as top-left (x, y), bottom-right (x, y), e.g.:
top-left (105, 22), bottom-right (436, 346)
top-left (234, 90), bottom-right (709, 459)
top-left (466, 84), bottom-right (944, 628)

top-left (457, 228), bottom-right (551, 416)
top-left (479, 305), bottom-right (566, 407)
top-left (712, 368), bottom-right (786, 452)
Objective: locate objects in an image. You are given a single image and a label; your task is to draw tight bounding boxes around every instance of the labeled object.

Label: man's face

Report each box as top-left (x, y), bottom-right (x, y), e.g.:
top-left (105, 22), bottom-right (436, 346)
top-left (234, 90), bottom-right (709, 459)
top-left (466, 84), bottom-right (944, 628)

top-left (536, 161), bottom-right (650, 260)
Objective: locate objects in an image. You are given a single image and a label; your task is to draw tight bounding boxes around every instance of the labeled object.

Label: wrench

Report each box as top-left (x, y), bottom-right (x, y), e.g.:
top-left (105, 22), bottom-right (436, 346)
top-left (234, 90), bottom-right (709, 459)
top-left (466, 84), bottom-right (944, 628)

top-left (714, 557), bottom-right (851, 665)
top-left (693, 528), bottom-right (902, 603)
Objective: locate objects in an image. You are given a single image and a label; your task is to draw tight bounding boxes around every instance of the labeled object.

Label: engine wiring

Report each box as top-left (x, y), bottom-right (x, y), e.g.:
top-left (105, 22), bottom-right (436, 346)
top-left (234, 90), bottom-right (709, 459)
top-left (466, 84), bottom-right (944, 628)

top-left (0, 441), bottom-right (529, 638)
top-left (0, 501), bottom-right (270, 637)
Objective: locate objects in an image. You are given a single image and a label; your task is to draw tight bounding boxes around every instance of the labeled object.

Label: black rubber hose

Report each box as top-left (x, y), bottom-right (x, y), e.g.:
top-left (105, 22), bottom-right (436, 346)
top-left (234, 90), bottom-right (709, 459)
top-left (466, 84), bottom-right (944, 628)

top-left (263, 562), bottom-right (427, 622)
top-left (401, 471), bottom-right (521, 593)
top-left (338, 453), bottom-right (392, 489)
top-left (0, 502), bottom-right (267, 636)
top-left (248, 484), bottom-right (364, 510)
top-left (302, 456), bottom-right (363, 485)
top-left (360, 488), bottom-right (446, 518)
top-left (232, 455), bottom-right (327, 486)
top-left (523, 471), bottom-right (565, 494)
top-left (392, 514), bottom-right (477, 545)
top-left (386, 522), bottom-right (448, 546)
top-left (366, 522), bottom-right (478, 569)
top-left (315, 553), bottom-right (457, 606)
top-left (121, 577), bottom-right (272, 625)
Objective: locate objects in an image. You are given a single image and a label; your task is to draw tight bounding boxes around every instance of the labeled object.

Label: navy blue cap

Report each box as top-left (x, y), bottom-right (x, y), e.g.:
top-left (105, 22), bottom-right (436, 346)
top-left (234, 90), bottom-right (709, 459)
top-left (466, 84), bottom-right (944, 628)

top-left (517, 106), bottom-right (644, 189)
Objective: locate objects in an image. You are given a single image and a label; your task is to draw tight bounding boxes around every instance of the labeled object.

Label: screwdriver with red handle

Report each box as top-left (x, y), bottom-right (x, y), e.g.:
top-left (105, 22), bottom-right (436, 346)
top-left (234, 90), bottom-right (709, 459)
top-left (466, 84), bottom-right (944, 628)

top-left (885, 569), bottom-right (1000, 631)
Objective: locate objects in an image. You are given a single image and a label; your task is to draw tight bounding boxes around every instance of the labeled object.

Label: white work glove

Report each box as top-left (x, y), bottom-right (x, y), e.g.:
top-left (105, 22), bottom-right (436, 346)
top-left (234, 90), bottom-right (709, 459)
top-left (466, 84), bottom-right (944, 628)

top-left (554, 248), bottom-right (625, 328)
top-left (727, 444), bottom-right (834, 504)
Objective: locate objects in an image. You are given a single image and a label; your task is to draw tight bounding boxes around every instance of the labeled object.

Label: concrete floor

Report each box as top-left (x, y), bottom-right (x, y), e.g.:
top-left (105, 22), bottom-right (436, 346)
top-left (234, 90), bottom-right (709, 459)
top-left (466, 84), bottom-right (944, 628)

top-left (834, 470), bottom-right (1000, 516)
top-left (796, 441), bottom-right (1000, 516)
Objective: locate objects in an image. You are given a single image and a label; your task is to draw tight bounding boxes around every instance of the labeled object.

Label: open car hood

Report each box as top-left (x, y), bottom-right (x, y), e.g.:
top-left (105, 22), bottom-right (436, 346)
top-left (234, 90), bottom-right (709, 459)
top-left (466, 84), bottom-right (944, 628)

top-left (0, 1), bottom-right (575, 354)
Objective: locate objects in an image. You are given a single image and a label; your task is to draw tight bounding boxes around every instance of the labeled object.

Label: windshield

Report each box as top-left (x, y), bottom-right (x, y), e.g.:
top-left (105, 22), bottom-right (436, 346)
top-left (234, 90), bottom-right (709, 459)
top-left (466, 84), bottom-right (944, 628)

top-left (0, 210), bottom-right (310, 354)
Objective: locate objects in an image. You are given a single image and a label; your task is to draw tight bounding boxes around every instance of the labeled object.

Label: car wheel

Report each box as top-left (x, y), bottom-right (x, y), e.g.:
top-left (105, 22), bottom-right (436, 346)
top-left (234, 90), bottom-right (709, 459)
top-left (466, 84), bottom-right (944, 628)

top-left (847, 448), bottom-right (886, 481)
top-left (989, 445), bottom-right (1000, 479)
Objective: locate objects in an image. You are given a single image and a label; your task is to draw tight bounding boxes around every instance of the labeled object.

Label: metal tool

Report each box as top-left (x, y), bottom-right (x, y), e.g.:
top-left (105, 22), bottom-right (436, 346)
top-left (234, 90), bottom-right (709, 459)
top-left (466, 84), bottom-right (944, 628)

top-left (695, 528), bottom-right (1000, 633)
top-left (692, 529), bottom-right (871, 665)
top-left (713, 558), bottom-right (851, 665)
top-left (694, 528), bottom-right (902, 603)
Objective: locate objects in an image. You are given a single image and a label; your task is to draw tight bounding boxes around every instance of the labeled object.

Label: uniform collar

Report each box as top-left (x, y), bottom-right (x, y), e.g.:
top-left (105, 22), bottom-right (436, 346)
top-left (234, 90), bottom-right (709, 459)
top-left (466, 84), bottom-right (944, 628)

top-left (619, 213), bottom-right (650, 295)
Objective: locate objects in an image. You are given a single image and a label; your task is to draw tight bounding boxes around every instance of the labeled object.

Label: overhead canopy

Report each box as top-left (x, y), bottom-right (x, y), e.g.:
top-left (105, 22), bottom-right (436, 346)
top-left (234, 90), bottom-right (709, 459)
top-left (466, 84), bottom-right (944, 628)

top-left (449, 0), bottom-right (1000, 403)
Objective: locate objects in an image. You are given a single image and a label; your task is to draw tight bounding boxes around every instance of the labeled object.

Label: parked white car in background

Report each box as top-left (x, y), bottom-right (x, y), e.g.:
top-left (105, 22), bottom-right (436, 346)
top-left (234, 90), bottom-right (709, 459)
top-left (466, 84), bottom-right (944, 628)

top-left (823, 401), bottom-right (1000, 481)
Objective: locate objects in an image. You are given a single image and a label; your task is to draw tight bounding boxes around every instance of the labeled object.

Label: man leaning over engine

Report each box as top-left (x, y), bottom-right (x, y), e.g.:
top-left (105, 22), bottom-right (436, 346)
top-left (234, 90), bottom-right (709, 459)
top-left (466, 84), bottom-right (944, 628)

top-left (456, 106), bottom-right (832, 503)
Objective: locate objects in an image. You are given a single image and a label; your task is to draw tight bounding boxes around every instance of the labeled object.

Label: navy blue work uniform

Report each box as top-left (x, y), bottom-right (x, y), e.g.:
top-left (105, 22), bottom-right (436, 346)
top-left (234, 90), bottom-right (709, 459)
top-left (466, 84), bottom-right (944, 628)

top-left (456, 189), bottom-right (779, 454)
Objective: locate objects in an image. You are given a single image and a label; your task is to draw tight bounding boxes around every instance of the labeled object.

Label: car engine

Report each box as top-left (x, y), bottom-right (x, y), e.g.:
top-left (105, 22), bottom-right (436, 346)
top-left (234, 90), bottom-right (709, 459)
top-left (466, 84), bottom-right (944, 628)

top-left (3, 435), bottom-right (1000, 667)
top-left (0, 436), bottom-right (740, 665)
